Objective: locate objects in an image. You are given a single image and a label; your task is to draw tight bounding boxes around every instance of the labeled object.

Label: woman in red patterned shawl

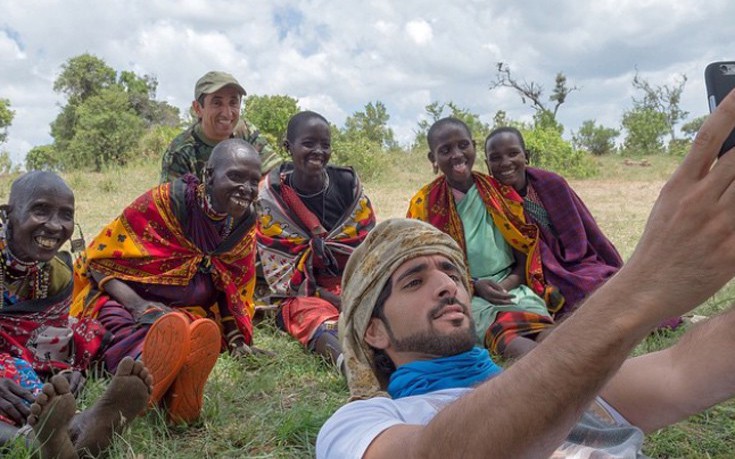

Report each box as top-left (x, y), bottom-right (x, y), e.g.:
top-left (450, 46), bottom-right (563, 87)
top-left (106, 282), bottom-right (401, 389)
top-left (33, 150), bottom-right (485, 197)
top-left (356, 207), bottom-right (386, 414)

top-left (257, 111), bottom-right (376, 368)
top-left (484, 127), bottom-right (624, 316)
top-left (407, 118), bottom-right (563, 359)
top-left (0, 172), bottom-right (107, 442)
top-left (72, 140), bottom-right (262, 424)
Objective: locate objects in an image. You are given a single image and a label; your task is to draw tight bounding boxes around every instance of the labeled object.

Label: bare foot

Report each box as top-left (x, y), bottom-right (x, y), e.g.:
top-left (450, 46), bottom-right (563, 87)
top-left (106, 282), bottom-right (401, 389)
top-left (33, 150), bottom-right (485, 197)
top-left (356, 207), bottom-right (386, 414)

top-left (27, 375), bottom-right (78, 459)
top-left (70, 357), bottom-right (152, 456)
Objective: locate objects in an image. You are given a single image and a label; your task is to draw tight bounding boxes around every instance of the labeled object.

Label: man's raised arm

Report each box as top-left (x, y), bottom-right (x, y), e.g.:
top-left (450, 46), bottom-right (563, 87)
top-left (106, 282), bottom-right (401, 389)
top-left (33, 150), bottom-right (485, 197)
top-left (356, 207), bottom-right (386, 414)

top-left (366, 87), bottom-right (735, 459)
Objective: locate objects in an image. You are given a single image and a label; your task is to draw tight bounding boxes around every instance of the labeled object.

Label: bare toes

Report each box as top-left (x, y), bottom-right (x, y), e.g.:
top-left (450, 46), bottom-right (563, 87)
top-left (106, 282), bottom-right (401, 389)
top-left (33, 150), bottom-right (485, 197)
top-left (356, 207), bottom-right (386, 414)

top-left (50, 374), bottom-right (72, 395)
top-left (116, 356), bottom-right (135, 376)
top-left (34, 393), bottom-right (49, 407)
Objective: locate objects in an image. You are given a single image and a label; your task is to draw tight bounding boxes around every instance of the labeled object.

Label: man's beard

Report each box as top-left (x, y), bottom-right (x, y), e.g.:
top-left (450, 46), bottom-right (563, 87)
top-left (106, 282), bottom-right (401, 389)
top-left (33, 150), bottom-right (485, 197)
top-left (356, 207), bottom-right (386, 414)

top-left (387, 297), bottom-right (477, 357)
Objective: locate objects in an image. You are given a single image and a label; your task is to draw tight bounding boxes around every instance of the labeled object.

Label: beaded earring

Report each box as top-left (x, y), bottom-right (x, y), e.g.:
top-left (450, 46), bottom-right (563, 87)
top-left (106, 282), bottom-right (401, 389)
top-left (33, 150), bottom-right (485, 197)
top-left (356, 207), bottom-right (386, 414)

top-left (70, 223), bottom-right (86, 253)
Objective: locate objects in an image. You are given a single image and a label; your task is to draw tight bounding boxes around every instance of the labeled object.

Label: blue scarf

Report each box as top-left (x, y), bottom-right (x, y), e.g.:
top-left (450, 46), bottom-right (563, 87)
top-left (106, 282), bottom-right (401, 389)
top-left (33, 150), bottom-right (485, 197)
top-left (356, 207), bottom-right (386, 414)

top-left (387, 346), bottom-right (502, 399)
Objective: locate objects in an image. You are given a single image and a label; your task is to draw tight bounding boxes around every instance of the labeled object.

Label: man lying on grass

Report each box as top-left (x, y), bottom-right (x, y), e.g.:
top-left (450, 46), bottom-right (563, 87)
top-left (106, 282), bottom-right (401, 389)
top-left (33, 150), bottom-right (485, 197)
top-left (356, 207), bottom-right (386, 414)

top-left (317, 87), bottom-right (735, 458)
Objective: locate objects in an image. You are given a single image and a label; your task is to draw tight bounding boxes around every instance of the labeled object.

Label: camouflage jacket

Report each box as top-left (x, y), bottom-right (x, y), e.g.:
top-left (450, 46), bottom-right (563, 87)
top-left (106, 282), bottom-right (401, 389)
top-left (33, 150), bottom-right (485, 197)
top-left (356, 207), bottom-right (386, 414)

top-left (159, 118), bottom-right (282, 183)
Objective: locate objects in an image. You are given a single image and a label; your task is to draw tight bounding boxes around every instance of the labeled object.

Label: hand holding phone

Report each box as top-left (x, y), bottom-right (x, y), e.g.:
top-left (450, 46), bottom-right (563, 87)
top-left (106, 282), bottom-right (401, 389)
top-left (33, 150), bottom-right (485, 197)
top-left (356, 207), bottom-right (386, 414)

top-left (705, 61), bottom-right (735, 156)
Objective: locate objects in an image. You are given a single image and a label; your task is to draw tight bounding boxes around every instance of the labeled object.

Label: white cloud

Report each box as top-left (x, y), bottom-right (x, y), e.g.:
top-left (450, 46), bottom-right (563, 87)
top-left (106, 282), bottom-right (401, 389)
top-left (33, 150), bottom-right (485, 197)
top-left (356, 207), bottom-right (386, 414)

top-left (0, 0), bottom-right (733, 165)
top-left (405, 19), bottom-right (433, 45)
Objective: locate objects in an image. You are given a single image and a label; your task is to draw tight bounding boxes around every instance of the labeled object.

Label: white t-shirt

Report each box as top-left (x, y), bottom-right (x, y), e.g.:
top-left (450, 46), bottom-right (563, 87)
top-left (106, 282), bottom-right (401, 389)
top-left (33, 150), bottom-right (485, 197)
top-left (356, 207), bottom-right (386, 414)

top-left (316, 388), bottom-right (646, 459)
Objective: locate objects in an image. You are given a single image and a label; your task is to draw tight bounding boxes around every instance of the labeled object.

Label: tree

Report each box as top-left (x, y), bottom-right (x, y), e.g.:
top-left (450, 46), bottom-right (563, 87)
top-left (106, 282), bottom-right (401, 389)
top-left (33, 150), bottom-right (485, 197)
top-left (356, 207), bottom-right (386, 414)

top-left (572, 120), bottom-right (620, 156)
top-left (524, 127), bottom-right (596, 178)
top-left (66, 87), bottom-right (144, 171)
top-left (49, 54), bottom-right (181, 169)
top-left (414, 101), bottom-right (446, 147)
top-left (25, 145), bottom-right (60, 171)
top-left (51, 54), bottom-right (117, 152)
top-left (343, 101), bottom-right (397, 149)
top-left (53, 53), bottom-right (116, 104)
top-left (491, 110), bottom-right (510, 129)
top-left (413, 102), bottom-right (489, 149)
top-left (681, 115), bottom-right (707, 139)
top-left (0, 98), bottom-right (14, 145)
top-left (489, 62), bottom-right (579, 126)
top-left (244, 94), bottom-right (300, 148)
top-left (119, 71), bottom-right (180, 127)
top-left (446, 102), bottom-right (490, 141)
top-left (631, 72), bottom-right (688, 143)
top-left (50, 104), bottom-right (78, 154)
top-left (621, 106), bottom-right (668, 155)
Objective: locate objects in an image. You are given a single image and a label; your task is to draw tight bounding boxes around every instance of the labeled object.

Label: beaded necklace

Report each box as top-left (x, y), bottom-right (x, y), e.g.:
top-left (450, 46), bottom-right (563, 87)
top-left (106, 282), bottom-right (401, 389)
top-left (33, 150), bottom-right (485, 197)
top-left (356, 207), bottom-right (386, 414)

top-left (196, 183), bottom-right (235, 239)
top-left (0, 225), bottom-right (50, 310)
top-left (288, 170), bottom-right (329, 222)
top-left (289, 170), bottom-right (330, 198)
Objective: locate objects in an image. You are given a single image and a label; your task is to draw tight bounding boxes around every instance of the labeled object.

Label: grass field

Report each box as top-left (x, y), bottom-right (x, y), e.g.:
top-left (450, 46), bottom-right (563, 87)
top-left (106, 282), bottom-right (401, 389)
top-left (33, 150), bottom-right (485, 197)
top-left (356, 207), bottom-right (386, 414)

top-left (4, 151), bottom-right (735, 458)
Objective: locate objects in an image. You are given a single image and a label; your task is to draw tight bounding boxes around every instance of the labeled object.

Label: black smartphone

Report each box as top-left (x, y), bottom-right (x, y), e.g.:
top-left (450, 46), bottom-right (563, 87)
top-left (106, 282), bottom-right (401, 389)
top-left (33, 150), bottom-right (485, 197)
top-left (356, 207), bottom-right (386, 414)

top-left (705, 61), bottom-right (735, 156)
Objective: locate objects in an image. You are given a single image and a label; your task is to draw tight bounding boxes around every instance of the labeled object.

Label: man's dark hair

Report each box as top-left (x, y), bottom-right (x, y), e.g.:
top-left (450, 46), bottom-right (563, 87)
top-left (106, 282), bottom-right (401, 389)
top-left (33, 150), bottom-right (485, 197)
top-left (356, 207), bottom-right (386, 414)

top-left (370, 279), bottom-right (397, 388)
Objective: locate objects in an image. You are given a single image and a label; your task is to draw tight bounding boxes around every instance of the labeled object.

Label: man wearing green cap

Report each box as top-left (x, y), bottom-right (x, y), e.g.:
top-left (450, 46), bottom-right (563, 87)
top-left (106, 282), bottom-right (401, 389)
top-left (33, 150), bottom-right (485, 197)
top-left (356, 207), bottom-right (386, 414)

top-left (160, 71), bottom-right (281, 182)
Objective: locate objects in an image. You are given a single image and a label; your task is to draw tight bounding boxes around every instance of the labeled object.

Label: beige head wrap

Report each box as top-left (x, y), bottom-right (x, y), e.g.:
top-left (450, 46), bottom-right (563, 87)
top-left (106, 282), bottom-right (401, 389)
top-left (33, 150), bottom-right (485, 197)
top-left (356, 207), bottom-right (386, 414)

top-left (339, 218), bottom-right (470, 400)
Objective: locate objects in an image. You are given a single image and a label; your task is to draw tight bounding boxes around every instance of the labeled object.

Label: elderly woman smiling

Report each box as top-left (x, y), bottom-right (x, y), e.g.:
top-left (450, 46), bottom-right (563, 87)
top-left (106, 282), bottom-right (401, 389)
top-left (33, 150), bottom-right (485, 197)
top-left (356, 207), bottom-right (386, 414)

top-left (72, 139), bottom-right (263, 424)
top-left (0, 171), bottom-right (150, 459)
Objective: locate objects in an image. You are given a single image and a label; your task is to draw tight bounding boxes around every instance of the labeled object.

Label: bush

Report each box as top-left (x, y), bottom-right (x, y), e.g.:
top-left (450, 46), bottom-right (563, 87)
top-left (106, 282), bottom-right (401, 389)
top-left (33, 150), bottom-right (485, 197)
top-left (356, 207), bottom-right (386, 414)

top-left (523, 127), bottom-right (597, 178)
top-left (26, 144), bottom-right (62, 171)
top-left (0, 151), bottom-right (19, 175)
top-left (64, 86), bottom-right (144, 171)
top-left (138, 125), bottom-right (180, 160)
top-left (621, 107), bottom-right (668, 156)
top-left (667, 138), bottom-right (690, 157)
top-left (331, 136), bottom-right (386, 181)
top-left (572, 120), bottom-right (619, 156)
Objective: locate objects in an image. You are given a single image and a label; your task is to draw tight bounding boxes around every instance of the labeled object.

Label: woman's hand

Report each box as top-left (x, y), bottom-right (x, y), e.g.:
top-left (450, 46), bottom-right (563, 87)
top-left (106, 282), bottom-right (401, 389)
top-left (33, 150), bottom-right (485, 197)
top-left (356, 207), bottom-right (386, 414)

top-left (228, 337), bottom-right (276, 358)
top-left (474, 279), bottom-right (515, 305)
top-left (0, 379), bottom-right (34, 425)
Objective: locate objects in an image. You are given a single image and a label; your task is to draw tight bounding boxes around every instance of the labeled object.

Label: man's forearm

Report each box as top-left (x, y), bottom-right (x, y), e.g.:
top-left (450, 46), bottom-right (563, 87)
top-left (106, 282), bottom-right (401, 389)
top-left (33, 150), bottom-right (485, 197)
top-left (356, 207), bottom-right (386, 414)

top-left (602, 303), bottom-right (735, 432)
top-left (414, 270), bottom-right (654, 458)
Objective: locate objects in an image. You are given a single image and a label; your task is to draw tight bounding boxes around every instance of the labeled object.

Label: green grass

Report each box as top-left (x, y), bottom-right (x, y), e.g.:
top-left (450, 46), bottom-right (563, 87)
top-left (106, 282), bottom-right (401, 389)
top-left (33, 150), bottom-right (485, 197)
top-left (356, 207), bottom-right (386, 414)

top-left (6, 152), bottom-right (735, 457)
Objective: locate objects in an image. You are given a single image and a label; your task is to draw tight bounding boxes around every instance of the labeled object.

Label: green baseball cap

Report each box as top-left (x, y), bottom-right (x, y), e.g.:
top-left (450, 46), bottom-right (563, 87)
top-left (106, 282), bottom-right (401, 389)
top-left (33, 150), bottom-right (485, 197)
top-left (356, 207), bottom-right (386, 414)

top-left (194, 71), bottom-right (246, 100)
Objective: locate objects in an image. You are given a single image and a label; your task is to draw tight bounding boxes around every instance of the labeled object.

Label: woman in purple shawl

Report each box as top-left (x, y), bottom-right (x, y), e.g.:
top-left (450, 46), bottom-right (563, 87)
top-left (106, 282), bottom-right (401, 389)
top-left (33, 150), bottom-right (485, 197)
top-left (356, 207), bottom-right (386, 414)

top-left (484, 127), bottom-right (622, 316)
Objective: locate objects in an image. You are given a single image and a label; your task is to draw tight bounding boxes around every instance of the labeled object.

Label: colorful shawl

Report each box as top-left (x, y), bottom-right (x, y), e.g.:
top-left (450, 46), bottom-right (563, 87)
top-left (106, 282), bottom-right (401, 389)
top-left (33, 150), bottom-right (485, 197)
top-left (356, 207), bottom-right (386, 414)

top-left (71, 177), bottom-right (257, 344)
top-left (407, 172), bottom-right (563, 313)
top-left (0, 256), bottom-right (105, 372)
top-left (525, 168), bottom-right (622, 312)
top-left (256, 165), bottom-right (376, 298)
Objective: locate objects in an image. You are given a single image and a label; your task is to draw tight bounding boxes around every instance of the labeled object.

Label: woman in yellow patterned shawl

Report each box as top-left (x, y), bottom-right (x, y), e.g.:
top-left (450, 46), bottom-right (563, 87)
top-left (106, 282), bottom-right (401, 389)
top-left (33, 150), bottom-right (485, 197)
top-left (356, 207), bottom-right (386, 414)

top-left (72, 140), bottom-right (262, 424)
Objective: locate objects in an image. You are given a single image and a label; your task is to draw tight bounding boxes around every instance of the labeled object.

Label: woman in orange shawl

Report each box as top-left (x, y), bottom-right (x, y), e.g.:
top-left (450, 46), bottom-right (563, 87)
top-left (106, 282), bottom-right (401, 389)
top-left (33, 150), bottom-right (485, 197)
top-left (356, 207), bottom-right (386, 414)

top-left (72, 140), bottom-right (261, 424)
top-left (407, 118), bottom-right (562, 359)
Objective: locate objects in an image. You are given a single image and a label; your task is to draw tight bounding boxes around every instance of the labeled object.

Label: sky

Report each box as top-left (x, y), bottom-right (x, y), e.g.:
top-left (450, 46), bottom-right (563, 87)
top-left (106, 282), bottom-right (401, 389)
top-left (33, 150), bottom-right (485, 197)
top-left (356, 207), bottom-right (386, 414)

top-left (1, 0), bottom-right (733, 164)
